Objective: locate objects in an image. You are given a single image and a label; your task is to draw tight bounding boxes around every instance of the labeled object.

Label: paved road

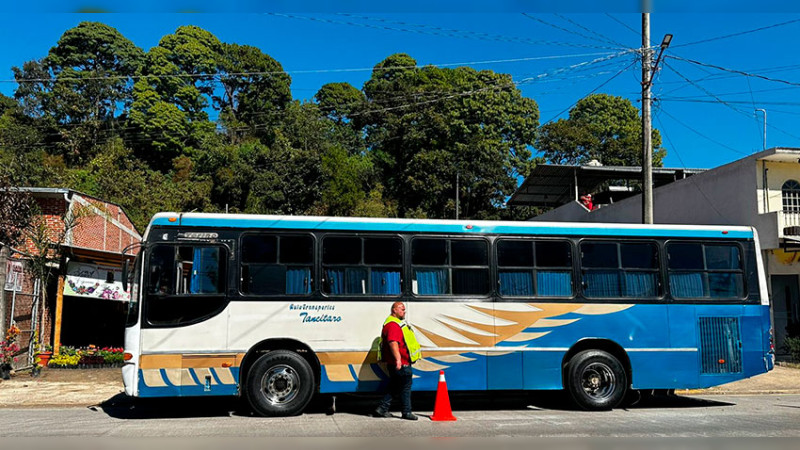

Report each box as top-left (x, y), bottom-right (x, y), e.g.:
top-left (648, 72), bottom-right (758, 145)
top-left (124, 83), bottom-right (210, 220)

top-left (1, 392), bottom-right (799, 437)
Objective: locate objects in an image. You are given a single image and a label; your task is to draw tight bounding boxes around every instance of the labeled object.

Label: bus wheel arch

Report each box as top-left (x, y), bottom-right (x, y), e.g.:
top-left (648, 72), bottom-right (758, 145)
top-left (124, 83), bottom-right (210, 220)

top-left (239, 339), bottom-right (321, 416)
top-left (562, 339), bottom-right (631, 411)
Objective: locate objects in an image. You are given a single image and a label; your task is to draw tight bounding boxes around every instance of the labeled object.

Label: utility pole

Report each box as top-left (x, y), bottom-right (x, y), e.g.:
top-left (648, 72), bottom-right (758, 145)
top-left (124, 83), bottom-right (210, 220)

top-left (455, 172), bottom-right (460, 220)
top-left (755, 108), bottom-right (767, 150)
top-left (641, 12), bottom-right (653, 224)
top-left (641, 5), bottom-right (672, 225)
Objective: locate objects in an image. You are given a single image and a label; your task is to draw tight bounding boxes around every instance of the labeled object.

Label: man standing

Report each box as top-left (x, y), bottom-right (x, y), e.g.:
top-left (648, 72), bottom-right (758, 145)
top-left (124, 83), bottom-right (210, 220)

top-left (374, 301), bottom-right (420, 420)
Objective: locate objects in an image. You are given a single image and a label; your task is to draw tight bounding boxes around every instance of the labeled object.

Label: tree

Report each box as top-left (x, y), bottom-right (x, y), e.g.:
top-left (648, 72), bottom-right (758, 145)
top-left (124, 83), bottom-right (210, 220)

top-left (315, 82), bottom-right (365, 124)
top-left (13, 22), bottom-right (144, 163)
top-left (129, 26), bottom-right (221, 171)
top-left (351, 53), bottom-right (538, 219)
top-left (537, 93), bottom-right (665, 166)
top-left (215, 43), bottom-right (292, 144)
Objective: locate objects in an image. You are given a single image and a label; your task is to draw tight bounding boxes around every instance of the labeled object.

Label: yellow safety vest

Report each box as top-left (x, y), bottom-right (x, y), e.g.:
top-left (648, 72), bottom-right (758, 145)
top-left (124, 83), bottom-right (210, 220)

top-left (378, 315), bottom-right (422, 363)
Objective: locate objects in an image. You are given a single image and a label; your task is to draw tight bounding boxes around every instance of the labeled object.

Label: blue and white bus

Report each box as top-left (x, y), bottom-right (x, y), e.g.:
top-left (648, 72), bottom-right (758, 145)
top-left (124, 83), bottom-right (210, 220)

top-left (121, 213), bottom-right (774, 416)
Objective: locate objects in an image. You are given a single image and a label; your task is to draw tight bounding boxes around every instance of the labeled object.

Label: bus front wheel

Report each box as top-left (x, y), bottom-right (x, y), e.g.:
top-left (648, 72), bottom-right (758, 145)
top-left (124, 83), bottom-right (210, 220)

top-left (246, 350), bottom-right (315, 417)
top-left (566, 350), bottom-right (627, 411)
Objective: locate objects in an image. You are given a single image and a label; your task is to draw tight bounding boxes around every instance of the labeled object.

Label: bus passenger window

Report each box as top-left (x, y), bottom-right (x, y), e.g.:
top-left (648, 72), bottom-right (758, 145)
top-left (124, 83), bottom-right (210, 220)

top-left (322, 236), bottom-right (402, 296)
top-left (668, 242), bottom-right (744, 299)
top-left (581, 241), bottom-right (660, 299)
top-left (535, 241), bottom-right (573, 297)
top-left (241, 234), bottom-right (313, 295)
top-left (412, 238), bottom-right (489, 296)
top-left (581, 242), bottom-right (621, 297)
top-left (498, 240), bottom-right (534, 296)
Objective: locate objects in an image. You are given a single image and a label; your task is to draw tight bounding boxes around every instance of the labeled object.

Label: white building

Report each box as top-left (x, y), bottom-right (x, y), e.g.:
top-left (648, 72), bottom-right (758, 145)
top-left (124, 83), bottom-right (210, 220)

top-left (511, 147), bottom-right (800, 358)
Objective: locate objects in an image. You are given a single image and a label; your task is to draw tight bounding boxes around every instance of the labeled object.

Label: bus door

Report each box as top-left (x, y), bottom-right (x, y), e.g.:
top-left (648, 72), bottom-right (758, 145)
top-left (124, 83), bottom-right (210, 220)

top-left (140, 242), bottom-right (232, 397)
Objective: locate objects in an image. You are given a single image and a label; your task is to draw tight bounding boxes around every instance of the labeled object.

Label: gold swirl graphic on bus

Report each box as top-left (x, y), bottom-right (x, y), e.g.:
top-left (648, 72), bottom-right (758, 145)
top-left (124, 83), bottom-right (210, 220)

top-left (320, 303), bottom-right (633, 382)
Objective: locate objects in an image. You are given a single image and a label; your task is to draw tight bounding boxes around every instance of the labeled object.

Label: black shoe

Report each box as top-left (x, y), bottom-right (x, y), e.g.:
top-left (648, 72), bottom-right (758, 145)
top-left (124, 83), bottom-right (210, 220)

top-left (401, 413), bottom-right (418, 421)
top-left (373, 409), bottom-right (392, 418)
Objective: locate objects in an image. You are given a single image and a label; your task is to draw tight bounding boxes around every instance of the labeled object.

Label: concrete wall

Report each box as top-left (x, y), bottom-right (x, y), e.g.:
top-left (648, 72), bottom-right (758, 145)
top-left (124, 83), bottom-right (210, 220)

top-left (761, 159), bottom-right (800, 214)
top-left (534, 157), bottom-right (761, 229)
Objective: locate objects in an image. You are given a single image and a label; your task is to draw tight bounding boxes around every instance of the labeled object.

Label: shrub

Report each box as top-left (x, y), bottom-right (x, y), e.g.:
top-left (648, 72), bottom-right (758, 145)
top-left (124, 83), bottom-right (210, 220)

top-left (785, 336), bottom-right (800, 363)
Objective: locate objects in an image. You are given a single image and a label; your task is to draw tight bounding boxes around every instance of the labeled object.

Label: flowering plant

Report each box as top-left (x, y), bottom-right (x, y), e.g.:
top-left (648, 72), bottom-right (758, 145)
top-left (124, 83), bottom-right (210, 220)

top-left (49, 345), bottom-right (125, 368)
top-left (1, 325), bottom-right (21, 365)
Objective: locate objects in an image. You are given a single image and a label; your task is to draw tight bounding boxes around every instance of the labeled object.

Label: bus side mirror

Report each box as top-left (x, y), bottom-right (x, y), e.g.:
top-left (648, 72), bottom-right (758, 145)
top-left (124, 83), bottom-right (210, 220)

top-left (122, 260), bottom-right (129, 291)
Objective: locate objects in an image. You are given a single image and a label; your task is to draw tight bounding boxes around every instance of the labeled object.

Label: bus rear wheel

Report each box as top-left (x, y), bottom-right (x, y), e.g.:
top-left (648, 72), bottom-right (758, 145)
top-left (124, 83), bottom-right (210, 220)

top-left (566, 350), bottom-right (627, 411)
top-left (246, 350), bottom-right (315, 417)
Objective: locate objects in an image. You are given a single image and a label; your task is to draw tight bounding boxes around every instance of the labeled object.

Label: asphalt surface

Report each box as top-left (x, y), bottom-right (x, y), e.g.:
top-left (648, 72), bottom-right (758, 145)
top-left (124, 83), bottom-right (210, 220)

top-left (0, 392), bottom-right (799, 437)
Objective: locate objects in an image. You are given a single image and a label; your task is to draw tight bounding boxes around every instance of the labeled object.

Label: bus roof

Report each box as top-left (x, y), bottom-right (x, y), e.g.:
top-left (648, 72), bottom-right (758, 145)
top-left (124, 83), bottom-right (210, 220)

top-left (145, 212), bottom-right (755, 240)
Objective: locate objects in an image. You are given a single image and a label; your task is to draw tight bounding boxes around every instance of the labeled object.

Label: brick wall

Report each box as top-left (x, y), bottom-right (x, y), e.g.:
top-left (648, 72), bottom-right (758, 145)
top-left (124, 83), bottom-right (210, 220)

top-left (2, 191), bottom-right (141, 363)
top-left (71, 195), bottom-right (141, 254)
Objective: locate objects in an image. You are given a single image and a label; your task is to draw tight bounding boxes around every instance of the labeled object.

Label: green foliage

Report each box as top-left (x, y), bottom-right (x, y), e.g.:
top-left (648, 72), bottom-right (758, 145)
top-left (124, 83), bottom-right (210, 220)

top-left (315, 82), bottom-right (365, 123)
top-left (537, 93), bottom-right (666, 166)
top-left (785, 336), bottom-right (800, 363)
top-left (13, 22), bottom-right (144, 164)
top-left (216, 43), bottom-right (291, 143)
top-left (2, 24), bottom-right (573, 225)
top-left (355, 53), bottom-right (539, 219)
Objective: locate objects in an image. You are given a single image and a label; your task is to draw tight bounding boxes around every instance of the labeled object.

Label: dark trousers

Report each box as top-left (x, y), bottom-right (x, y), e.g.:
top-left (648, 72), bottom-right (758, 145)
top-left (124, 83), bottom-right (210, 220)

top-left (377, 365), bottom-right (413, 414)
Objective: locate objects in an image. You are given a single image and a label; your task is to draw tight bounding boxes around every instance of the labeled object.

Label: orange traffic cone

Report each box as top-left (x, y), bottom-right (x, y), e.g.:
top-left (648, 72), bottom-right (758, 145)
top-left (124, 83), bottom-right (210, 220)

top-left (431, 370), bottom-right (457, 421)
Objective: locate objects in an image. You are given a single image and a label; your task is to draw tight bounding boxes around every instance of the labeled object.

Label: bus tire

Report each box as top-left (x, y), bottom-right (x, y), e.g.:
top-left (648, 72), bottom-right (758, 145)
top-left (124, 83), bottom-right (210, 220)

top-left (566, 349), bottom-right (627, 411)
top-left (245, 350), bottom-right (315, 417)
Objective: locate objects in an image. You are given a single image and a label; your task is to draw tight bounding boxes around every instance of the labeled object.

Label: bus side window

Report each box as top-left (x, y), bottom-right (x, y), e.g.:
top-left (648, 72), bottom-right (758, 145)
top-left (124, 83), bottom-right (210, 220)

top-left (412, 238), bottom-right (489, 296)
top-left (668, 242), bottom-right (744, 299)
top-left (241, 234), bottom-right (313, 296)
top-left (322, 236), bottom-right (402, 296)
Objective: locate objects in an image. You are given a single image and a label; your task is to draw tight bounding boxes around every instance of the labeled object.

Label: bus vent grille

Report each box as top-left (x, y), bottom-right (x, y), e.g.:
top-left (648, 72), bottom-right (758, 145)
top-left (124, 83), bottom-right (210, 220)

top-left (699, 317), bottom-right (742, 374)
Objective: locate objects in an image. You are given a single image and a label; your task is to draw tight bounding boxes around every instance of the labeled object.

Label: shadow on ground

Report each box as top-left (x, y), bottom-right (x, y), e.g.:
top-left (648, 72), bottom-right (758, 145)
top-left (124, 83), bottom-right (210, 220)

top-left (97, 389), bottom-right (734, 420)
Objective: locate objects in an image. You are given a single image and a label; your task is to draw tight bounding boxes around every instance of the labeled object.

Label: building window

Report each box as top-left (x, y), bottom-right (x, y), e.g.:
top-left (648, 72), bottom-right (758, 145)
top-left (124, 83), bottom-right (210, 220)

top-left (782, 180), bottom-right (800, 213)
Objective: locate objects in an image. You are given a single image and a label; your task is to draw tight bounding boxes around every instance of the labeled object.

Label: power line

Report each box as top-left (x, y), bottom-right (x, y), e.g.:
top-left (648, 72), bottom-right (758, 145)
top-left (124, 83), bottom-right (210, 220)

top-left (541, 60), bottom-right (637, 124)
top-left (653, 111), bottom-right (731, 222)
top-left (672, 18), bottom-right (800, 48)
top-left (4, 52), bottom-right (626, 151)
top-left (664, 61), bottom-right (800, 142)
top-left (2, 51), bottom-right (620, 84)
top-left (658, 85), bottom-right (800, 99)
top-left (270, 13), bottom-right (625, 51)
top-left (667, 55), bottom-right (800, 88)
top-left (657, 108), bottom-right (748, 155)
top-left (660, 98), bottom-right (800, 106)
top-left (522, 13), bottom-right (626, 48)
top-left (605, 13), bottom-right (639, 36)
top-left (554, 13), bottom-right (628, 48)
top-left (663, 61), bottom-right (800, 144)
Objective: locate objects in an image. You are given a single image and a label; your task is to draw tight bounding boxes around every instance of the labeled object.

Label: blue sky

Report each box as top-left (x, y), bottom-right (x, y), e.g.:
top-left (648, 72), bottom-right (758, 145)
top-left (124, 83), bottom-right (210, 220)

top-left (2, 12), bottom-right (800, 171)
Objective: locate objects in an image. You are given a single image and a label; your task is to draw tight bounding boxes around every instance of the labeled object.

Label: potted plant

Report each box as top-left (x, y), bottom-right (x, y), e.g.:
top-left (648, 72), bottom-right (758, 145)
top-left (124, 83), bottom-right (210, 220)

top-left (36, 344), bottom-right (53, 367)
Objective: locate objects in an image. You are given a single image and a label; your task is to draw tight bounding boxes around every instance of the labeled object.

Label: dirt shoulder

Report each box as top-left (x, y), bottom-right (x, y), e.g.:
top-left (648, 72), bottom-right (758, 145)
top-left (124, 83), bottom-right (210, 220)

top-left (0, 367), bottom-right (123, 408)
top-left (679, 365), bottom-right (800, 396)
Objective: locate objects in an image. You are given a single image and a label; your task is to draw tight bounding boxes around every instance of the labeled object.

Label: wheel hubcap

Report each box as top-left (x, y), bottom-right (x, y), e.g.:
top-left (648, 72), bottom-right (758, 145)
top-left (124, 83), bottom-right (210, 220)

top-left (261, 364), bottom-right (299, 405)
top-left (581, 362), bottom-right (616, 400)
